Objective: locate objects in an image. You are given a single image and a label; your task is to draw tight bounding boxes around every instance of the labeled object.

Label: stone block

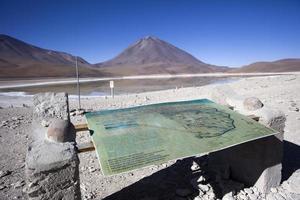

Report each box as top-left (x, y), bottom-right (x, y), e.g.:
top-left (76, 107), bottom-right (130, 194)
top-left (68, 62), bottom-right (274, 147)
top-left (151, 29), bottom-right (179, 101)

top-left (209, 133), bottom-right (283, 194)
top-left (25, 92), bottom-right (80, 199)
top-left (208, 86), bottom-right (285, 194)
top-left (33, 92), bottom-right (70, 124)
top-left (25, 139), bottom-right (80, 200)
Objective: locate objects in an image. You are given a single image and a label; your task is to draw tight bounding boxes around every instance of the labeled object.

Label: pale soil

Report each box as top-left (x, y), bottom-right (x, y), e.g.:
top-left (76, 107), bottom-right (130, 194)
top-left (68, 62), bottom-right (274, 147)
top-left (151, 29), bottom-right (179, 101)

top-left (0, 74), bottom-right (299, 199)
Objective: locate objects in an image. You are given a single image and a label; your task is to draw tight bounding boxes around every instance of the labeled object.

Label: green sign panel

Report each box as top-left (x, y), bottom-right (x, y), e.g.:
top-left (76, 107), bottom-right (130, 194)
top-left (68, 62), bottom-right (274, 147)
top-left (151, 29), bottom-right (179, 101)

top-left (85, 99), bottom-right (277, 175)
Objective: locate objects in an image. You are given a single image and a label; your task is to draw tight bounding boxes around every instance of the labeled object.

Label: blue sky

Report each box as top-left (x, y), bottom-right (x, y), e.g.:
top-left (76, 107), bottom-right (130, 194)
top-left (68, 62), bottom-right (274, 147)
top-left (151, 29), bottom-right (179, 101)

top-left (0, 0), bottom-right (300, 67)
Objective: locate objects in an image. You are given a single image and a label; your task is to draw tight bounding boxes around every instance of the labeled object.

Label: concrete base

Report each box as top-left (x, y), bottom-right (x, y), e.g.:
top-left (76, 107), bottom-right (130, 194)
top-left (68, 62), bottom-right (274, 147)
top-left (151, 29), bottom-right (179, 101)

top-left (209, 85), bottom-right (285, 194)
top-left (25, 93), bottom-right (80, 200)
top-left (25, 139), bottom-right (80, 200)
top-left (209, 133), bottom-right (283, 194)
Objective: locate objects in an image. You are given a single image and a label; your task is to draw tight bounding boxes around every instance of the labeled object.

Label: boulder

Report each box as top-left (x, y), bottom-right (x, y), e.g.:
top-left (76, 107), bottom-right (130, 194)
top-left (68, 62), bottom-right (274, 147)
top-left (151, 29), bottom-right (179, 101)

top-left (243, 97), bottom-right (263, 111)
top-left (47, 119), bottom-right (75, 143)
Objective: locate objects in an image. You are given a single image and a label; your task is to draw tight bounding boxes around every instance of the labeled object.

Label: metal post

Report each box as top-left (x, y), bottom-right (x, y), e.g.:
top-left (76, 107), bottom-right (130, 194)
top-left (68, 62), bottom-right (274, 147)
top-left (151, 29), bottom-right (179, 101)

top-left (75, 56), bottom-right (81, 110)
top-left (111, 87), bottom-right (114, 98)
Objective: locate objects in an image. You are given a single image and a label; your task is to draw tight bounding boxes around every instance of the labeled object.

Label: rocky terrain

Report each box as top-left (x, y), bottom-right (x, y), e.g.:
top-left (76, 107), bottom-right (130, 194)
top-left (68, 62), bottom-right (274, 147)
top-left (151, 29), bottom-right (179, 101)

top-left (0, 74), bottom-right (299, 199)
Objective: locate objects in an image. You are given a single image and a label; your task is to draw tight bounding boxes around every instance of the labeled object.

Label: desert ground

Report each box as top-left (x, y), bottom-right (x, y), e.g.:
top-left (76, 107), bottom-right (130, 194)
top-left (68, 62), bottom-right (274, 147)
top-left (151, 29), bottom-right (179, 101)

top-left (0, 73), bottom-right (299, 200)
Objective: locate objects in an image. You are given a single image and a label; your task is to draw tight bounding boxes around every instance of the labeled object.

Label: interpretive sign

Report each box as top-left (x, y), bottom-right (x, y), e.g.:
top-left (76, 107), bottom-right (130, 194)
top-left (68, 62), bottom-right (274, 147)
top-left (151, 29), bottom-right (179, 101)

top-left (85, 99), bottom-right (277, 175)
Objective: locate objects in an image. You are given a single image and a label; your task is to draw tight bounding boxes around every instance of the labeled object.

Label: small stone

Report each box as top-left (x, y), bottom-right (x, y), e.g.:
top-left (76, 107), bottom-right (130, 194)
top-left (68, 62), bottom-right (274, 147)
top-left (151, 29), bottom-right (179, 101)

top-left (11, 117), bottom-right (18, 120)
top-left (270, 187), bottom-right (278, 193)
top-left (243, 97), bottom-right (263, 111)
top-left (70, 112), bottom-right (76, 116)
top-left (13, 180), bottom-right (25, 189)
top-left (0, 170), bottom-right (11, 178)
top-left (197, 175), bottom-right (206, 183)
top-left (198, 189), bottom-right (205, 196)
top-left (244, 188), bottom-right (253, 194)
top-left (0, 185), bottom-right (7, 190)
top-left (88, 167), bottom-right (96, 173)
top-left (198, 184), bottom-right (210, 192)
top-left (191, 161), bottom-right (200, 171)
top-left (41, 119), bottom-right (49, 127)
top-left (247, 193), bottom-right (258, 200)
top-left (238, 193), bottom-right (248, 200)
top-left (75, 109), bottom-right (85, 115)
top-left (176, 188), bottom-right (192, 197)
top-left (22, 103), bottom-right (29, 108)
top-left (290, 102), bottom-right (297, 107)
top-left (222, 192), bottom-right (235, 200)
top-left (252, 187), bottom-right (259, 195)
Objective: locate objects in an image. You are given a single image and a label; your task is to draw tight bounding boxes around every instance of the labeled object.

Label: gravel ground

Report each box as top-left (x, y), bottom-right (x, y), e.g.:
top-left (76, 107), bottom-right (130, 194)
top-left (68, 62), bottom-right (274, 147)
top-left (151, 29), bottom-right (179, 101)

top-left (0, 74), bottom-right (299, 199)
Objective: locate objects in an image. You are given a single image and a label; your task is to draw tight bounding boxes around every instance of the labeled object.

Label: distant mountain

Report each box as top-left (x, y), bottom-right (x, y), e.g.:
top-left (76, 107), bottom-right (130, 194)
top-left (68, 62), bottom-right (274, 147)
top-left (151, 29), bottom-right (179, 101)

top-left (0, 34), bottom-right (102, 78)
top-left (95, 36), bottom-right (229, 75)
top-left (232, 59), bottom-right (300, 73)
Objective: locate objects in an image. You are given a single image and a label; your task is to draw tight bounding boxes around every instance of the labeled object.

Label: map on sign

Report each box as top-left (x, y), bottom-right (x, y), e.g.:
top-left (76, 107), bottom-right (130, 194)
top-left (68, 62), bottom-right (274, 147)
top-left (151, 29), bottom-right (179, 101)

top-left (85, 99), bottom-right (277, 175)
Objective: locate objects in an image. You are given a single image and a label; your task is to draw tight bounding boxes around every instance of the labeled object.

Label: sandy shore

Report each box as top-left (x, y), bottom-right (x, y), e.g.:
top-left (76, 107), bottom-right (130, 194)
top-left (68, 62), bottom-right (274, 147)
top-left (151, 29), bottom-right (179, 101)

top-left (0, 74), bottom-right (299, 199)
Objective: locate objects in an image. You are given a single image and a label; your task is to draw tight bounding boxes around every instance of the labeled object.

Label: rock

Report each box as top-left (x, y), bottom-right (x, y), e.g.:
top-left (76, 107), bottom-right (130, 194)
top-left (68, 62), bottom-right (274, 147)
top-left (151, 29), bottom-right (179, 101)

top-left (198, 184), bottom-right (210, 192)
top-left (222, 192), bottom-right (235, 200)
top-left (243, 97), bottom-right (263, 111)
top-left (22, 103), bottom-right (29, 108)
top-left (11, 117), bottom-right (18, 121)
top-left (238, 193), bottom-right (248, 200)
top-left (281, 169), bottom-right (300, 194)
top-left (46, 119), bottom-right (75, 143)
top-left (13, 180), bottom-right (25, 189)
top-left (75, 109), bottom-right (85, 115)
top-left (198, 175), bottom-right (206, 183)
top-left (288, 107), bottom-right (299, 112)
top-left (41, 119), bottom-right (49, 127)
top-left (33, 92), bottom-right (70, 122)
top-left (247, 193), bottom-right (258, 200)
top-left (70, 111), bottom-right (76, 116)
top-left (244, 188), bottom-right (253, 194)
top-left (176, 188), bottom-right (192, 197)
top-left (0, 170), bottom-right (11, 178)
top-left (88, 167), bottom-right (96, 173)
top-left (270, 187), bottom-right (278, 193)
top-left (0, 185), bottom-right (7, 190)
top-left (191, 161), bottom-right (200, 171)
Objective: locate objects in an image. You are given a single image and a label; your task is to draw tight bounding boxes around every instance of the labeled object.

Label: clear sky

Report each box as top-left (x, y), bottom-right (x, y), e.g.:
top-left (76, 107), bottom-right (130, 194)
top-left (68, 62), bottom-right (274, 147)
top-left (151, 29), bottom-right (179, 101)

top-left (0, 0), bottom-right (300, 67)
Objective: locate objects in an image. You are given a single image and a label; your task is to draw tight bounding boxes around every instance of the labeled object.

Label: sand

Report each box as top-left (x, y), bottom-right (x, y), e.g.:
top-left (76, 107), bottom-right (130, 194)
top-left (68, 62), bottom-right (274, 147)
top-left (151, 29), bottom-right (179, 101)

top-left (0, 73), bottom-right (299, 199)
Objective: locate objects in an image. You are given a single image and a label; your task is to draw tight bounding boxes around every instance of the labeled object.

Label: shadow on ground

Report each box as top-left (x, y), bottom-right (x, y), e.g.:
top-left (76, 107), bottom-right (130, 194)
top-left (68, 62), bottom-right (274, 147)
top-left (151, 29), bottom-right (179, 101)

top-left (282, 140), bottom-right (300, 182)
top-left (103, 157), bottom-right (201, 200)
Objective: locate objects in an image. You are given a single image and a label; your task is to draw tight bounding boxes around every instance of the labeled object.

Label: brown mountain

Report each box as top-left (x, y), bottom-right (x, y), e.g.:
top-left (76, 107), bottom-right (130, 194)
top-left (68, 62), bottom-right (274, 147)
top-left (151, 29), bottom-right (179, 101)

top-left (232, 59), bottom-right (300, 73)
top-left (0, 34), bottom-right (102, 78)
top-left (95, 36), bottom-right (229, 75)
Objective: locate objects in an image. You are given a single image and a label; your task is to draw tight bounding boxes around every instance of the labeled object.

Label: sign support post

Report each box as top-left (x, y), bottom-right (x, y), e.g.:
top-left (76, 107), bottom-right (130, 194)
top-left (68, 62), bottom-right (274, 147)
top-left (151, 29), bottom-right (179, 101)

top-left (75, 56), bottom-right (81, 110)
top-left (110, 80), bottom-right (114, 98)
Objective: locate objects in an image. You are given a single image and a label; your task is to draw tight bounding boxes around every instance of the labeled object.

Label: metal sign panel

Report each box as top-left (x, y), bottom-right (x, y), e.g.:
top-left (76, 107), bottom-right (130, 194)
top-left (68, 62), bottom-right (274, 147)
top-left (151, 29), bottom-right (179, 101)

top-left (85, 99), bottom-right (277, 176)
top-left (109, 80), bottom-right (114, 88)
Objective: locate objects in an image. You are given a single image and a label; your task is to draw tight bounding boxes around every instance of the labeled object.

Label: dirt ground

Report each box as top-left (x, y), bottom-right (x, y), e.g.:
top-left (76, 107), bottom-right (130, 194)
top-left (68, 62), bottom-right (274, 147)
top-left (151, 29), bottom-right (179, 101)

top-left (0, 74), bottom-right (299, 199)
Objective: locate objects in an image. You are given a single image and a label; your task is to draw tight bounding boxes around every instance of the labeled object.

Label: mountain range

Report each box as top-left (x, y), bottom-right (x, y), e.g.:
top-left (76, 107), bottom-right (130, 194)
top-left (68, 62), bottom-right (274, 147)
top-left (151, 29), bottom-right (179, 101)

top-left (0, 34), bottom-right (299, 78)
